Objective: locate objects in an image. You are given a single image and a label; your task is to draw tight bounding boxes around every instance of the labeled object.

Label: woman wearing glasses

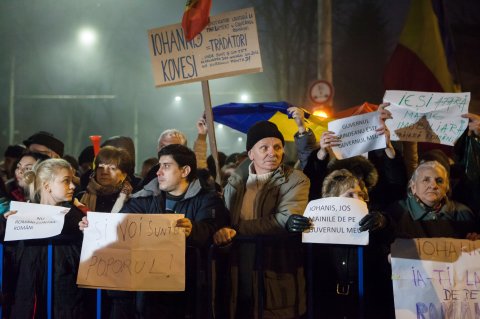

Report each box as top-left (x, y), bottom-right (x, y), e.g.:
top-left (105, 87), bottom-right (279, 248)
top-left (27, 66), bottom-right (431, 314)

top-left (76, 145), bottom-right (134, 318)
top-left (78, 146), bottom-right (133, 214)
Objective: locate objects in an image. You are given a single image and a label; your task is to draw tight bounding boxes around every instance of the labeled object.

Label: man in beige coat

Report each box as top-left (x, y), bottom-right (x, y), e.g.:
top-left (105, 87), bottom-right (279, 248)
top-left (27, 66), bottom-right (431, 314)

top-left (214, 121), bottom-right (311, 319)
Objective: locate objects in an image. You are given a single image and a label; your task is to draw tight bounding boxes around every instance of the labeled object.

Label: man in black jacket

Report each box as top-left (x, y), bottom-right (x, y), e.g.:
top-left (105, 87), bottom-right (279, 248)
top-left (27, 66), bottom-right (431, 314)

top-left (119, 144), bottom-right (229, 318)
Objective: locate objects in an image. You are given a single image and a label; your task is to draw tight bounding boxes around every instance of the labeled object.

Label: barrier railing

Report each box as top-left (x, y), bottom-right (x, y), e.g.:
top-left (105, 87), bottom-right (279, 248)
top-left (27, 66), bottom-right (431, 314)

top-left (0, 238), bottom-right (367, 319)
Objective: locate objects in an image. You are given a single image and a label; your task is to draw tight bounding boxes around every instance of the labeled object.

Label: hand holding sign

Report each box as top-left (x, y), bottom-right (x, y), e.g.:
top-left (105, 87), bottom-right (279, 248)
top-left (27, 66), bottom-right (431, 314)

top-left (175, 217), bottom-right (192, 237)
top-left (317, 131), bottom-right (340, 160)
top-left (358, 211), bottom-right (386, 232)
top-left (286, 214), bottom-right (311, 233)
top-left (461, 113), bottom-right (480, 137)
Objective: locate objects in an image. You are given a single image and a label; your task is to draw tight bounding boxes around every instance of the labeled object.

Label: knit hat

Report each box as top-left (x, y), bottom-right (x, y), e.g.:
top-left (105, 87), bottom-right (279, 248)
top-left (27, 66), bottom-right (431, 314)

top-left (23, 131), bottom-right (64, 157)
top-left (246, 121), bottom-right (285, 151)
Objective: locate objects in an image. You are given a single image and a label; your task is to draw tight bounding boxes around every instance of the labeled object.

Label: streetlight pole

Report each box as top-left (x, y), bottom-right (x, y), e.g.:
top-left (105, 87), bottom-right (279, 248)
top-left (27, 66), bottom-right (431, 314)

top-left (318, 0), bottom-right (333, 85)
top-left (8, 54), bottom-right (16, 144)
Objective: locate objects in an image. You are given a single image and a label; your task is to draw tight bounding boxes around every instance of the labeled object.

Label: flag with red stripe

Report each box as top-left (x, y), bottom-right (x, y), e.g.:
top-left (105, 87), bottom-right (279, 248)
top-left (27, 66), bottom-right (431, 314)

top-left (182, 0), bottom-right (212, 41)
top-left (383, 0), bottom-right (458, 92)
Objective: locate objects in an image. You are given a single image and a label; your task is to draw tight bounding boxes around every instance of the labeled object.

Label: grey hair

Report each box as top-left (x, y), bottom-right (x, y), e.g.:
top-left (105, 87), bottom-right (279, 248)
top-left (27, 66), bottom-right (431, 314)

top-left (408, 160), bottom-right (449, 193)
top-left (157, 129), bottom-right (188, 150)
top-left (23, 158), bottom-right (72, 203)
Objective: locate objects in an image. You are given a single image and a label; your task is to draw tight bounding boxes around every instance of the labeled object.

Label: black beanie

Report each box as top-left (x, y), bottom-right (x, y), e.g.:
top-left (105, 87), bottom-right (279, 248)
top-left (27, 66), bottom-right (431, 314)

top-left (23, 131), bottom-right (64, 157)
top-left (246, 121), bottom-right (285, 151)
top-left (78, 145), bottom-right (94, 165)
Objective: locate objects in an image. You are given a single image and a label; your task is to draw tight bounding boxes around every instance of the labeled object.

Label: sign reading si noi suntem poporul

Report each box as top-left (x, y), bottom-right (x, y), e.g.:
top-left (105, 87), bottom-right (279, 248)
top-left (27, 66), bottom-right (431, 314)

top-left (147, 7), bottom-right (263, 87)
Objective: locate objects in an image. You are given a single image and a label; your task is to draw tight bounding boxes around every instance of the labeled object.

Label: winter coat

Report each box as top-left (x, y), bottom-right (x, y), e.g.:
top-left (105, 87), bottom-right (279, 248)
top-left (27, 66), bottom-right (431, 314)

top-left (223, 160), bottom-right (310, 319)
top-left (387, 195), bottom-right (480, 238)
top-left (2, 204), bottom-right (93, 319)
top-left (121, 178), bottom-right (229, 248)
top-left (120, 178), bottom-right (228, 318)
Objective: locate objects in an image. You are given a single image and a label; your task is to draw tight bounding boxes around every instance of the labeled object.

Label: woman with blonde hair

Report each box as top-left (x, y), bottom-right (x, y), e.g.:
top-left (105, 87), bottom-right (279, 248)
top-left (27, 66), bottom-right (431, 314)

top-left (3, 158), bottom-right (92, 318)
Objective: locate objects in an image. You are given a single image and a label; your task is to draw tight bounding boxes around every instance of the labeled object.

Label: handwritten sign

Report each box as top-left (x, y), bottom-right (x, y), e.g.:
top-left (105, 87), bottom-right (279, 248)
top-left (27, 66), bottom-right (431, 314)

top-left (4, 201), bottom-right (67, 241)
top-left (391, 238), bottom-right (480, 319)
top-left (77, 213), bottom-right (185, 291)
top-left (302, 197), bottom-right (369, 245)
top-left (328, 112), bottom-right (386, 159)
top-left (148, 7), bottom-right (262, 87)
top-left (383, 90), bottom-right (470, 146)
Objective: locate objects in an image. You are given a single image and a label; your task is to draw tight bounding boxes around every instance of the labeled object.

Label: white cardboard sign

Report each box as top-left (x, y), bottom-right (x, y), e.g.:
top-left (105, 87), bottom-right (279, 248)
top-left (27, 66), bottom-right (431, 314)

top-left (391, 238), bottom-right (480, 319)
top-left (328, 112), bottom-right (386, 159)
top-left (383, 90), bottom-right (470, 145)
top-left (5, 201), bottom-right (67, 241)
top-left (148, 7), bottom-right (262, 87)
top-left (302, 197), bottom-right (369, 245)
top-left (77, 212), bottom-right (186, 291)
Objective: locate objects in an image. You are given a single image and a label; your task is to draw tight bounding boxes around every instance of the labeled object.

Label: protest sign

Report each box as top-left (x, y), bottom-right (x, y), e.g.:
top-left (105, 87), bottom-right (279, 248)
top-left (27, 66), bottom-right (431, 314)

top-left (328, 112), bottom-right (386, 159)
top-left (148, 7), bottom-right (262, 87)
top-left (77, 213), bottom-right (185, 291)
top-left (302, 197), bottom-right (369, 245)
top-left (383, 90), bottom-right (470, 146)
top-left (391, 238), bottom-right (480, 319)
top-left (4, 201), bottom-right (68, 241)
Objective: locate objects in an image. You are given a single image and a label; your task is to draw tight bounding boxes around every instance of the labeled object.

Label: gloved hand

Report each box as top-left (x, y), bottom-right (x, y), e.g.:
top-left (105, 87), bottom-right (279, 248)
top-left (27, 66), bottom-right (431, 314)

top-left (359, 211), bottom-right (386, 232)
top-left (286, 214), bottom-right (311, 233)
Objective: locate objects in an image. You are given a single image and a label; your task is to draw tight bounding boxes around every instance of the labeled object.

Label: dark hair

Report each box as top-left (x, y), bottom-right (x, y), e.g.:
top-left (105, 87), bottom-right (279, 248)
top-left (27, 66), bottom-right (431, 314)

top-left (94, 146), bottom-right (134, 176)
top-left (158, 144), bottom-right (197, 182)
top-left (207, 152), bottom-right (226, 179)
top-left (63, 155), bottom-right (79, 171)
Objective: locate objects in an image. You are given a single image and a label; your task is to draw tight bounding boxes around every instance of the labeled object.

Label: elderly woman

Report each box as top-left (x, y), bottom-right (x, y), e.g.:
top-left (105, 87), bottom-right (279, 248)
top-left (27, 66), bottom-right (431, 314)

top-left (78, 146), bottom-right (133, 213)
top-left (76, 145), bottom-right (135, 319)
top-left (311, 169), bottom-right (393, 319)
top-left (387, 160), bottom-right (478, 238)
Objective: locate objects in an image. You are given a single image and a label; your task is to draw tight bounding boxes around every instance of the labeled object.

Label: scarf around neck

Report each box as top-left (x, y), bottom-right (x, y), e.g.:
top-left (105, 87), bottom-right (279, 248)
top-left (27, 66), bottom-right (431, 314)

top-left (80, 176), bottom-right (130, 212)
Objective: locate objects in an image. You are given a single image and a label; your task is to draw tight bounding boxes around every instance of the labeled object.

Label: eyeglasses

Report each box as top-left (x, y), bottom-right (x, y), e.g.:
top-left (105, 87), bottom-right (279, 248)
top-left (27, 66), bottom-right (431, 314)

top-left (98, 163), bottom-right (118, 171)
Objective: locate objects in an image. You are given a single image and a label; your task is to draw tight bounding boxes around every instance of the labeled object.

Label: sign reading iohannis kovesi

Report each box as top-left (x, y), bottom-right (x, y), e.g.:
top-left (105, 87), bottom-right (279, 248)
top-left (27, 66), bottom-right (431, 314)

top-left (148, 7), bottom-right (262, 87)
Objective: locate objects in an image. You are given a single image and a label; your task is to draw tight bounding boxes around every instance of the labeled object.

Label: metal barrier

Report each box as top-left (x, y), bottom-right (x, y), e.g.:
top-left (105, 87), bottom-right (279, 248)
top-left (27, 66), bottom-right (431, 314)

top-left (0, 239), bottom-right (367, 319)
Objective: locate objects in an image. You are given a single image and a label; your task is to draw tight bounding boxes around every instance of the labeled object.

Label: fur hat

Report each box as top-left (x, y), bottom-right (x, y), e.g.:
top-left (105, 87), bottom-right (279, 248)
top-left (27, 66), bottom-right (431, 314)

top-left (246, 121), bottom-right (285, 151)
top-left (327, 155), bottom-right (378, 190)
top-left (23, 131), bottom-right (64, 157)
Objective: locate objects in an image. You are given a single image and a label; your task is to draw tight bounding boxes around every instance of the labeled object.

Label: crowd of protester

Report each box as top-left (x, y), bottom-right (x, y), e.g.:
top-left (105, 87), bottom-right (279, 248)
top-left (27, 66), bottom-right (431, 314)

top-left (0, 108), bottom-right (479, 319)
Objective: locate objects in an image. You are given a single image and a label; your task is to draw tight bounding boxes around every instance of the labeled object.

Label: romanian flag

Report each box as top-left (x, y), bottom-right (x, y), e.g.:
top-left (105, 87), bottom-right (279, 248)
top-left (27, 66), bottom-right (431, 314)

top-left (182, 0), bottom-right (212, 41)
top-left (212, 102), bottom-right (331, 142)
top-left (383, 0), bottom-right (457, 92)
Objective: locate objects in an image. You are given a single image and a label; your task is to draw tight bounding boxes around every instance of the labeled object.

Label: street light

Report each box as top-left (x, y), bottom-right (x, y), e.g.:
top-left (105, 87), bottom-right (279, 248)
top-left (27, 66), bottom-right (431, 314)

top-left (78, 27), bottom-right (97, 47)
top-left (240, 93), bottom-right (250, 102)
